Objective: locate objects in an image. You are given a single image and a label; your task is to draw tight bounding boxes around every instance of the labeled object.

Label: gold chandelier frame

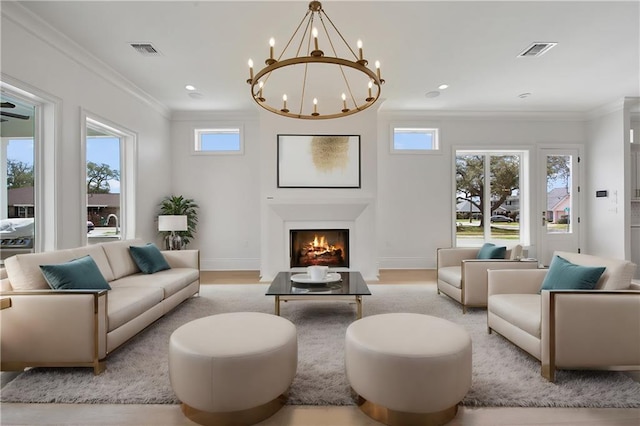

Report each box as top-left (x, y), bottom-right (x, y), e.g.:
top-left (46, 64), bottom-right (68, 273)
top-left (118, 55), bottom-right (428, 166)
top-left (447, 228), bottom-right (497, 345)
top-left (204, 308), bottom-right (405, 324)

top-left (247, 1), bottom-right (384, 120)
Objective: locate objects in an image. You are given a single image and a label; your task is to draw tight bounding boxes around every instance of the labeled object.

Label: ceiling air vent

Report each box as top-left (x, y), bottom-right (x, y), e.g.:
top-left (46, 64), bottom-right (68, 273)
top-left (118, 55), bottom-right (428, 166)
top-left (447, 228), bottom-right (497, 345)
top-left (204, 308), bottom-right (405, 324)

top-left (129, 42), bottom-right (162, 57)
top-left (517, 42), bottom-right (557, 58)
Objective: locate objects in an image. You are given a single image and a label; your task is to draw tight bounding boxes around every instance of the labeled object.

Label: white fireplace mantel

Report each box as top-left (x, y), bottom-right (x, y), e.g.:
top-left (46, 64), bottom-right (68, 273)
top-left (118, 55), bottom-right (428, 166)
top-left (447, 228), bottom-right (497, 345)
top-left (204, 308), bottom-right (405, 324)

top-left (260, 197), bottom-right (378, 282)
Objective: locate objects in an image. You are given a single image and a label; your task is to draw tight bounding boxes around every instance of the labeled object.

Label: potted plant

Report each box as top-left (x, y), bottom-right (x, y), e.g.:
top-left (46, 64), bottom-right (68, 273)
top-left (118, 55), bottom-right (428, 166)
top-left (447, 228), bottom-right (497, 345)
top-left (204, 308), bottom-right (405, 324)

top-left (158, 195), bottom-right (199, 249)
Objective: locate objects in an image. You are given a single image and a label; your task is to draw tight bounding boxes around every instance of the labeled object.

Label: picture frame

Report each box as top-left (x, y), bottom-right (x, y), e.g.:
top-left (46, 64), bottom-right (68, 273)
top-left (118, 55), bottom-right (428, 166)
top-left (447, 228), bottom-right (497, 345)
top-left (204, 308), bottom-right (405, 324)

top-left (277, 134), bottom-right (361, 188)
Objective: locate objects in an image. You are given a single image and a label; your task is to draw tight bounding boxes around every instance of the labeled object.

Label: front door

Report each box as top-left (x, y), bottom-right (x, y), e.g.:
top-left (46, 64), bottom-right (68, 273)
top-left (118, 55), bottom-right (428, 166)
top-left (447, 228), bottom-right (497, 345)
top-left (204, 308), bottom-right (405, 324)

top-left (538, 148), bottom-right (581, 266)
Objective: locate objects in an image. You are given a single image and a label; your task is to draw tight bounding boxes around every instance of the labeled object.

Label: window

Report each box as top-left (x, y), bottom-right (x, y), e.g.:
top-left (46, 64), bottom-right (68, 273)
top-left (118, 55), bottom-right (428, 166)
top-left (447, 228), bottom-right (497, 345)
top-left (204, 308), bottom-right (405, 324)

top-left (455, 150), bottom-right (527, 247)
top-left (193, 127), bottom-right (243, 155)
top-left (391, 127), bottom-right (439, 153)
top-left (1, 93), bottom-right (36, 264)
top-left (83, 113), bottom-right (136, 243)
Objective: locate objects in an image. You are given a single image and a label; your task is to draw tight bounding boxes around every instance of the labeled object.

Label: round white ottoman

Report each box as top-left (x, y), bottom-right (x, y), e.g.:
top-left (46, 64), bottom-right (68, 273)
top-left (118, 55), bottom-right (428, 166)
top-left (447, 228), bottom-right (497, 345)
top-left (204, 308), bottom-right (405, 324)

top-left (345, 313), bottom-right (472, 426)
top-left (169, 312), bottom-right (297, 426)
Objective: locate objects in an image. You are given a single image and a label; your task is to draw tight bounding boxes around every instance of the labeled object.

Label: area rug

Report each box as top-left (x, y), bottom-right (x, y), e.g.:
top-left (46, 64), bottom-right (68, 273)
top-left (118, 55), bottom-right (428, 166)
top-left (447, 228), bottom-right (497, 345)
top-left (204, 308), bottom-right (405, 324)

top-left (1, 284), bottom-right (639, 407)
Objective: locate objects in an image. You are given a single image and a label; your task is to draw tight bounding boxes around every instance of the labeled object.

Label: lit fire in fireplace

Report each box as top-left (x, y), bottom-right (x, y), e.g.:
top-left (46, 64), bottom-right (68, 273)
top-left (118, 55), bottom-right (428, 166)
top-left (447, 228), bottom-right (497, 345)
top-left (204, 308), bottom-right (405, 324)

top-left (304, 235), bottom-right (340, 257)
top-left (290, 229), bottom-right (349, 267)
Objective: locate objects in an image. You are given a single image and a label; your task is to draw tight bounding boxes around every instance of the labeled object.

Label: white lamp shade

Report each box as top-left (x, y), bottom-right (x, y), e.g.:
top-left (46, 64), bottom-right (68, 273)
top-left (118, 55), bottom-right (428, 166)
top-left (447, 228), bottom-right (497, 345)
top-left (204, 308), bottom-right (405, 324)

top-left (158, 215), bottom-right (188, 232)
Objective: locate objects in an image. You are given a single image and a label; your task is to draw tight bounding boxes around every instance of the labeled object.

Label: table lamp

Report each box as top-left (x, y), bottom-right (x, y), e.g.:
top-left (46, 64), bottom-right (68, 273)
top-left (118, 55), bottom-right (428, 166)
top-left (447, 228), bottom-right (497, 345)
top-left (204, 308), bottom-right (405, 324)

top-left (158, 215), bottom-right (188, 250)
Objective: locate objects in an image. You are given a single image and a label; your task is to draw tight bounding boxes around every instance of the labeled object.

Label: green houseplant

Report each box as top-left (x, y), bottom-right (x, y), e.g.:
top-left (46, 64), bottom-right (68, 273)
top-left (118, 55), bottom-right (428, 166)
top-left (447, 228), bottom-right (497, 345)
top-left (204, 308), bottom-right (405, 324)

top-left (158, 195), bottom-right (199, 249)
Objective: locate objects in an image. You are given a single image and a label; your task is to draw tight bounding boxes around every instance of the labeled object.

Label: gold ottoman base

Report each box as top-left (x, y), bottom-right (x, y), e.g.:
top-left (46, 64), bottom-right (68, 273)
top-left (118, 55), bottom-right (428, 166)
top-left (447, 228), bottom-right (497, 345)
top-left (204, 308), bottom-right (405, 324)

top-left (181, 393), bottom-right (287, 426)
top-left (358, 396), bottom-right (458, 426)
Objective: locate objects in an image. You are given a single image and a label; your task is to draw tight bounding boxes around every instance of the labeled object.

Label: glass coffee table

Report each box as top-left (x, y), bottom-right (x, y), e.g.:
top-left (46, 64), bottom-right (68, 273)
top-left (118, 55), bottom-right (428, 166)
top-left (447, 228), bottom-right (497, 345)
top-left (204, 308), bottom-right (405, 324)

top-left (266, 271), bottom-right (371, 319)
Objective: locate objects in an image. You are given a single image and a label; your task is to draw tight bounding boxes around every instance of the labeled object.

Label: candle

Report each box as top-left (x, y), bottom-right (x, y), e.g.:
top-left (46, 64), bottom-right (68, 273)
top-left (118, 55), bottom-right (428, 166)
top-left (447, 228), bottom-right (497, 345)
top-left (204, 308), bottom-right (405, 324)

top-left (375, 61), bottom-right (381, 80)
top-left (258, 80), bottom-right (264, 97)
top-left (248, 59), bottom-right (254, 80)
top-left (313, 98), bottom-right (318, 114)
top-left (357, 40), bottom-right (363, 61)
top-left (312, 28), bottom-right (319, 51)
top-left (368, 81), bottom-right (373, 98)
top-left (282, 94), bottom-right (287, 110)
top-left (269, 38), bottom-right (275, 60)
top-left (342, 93), bottom-right (347, 110)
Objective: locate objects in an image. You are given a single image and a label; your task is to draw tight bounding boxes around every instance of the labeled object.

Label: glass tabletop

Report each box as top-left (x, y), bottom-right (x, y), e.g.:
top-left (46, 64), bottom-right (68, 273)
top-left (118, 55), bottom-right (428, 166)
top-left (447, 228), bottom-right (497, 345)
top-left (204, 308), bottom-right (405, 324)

top-left (266, 271), bottom-right (371, 296)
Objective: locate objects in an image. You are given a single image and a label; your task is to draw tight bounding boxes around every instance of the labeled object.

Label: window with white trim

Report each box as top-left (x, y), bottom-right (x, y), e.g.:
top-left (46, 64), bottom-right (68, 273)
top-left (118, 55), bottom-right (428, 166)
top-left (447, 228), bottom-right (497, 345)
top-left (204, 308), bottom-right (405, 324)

top-left (193, 127), bottom-right (243, 155)
top-left (391, 127), bottom-right (439, 153)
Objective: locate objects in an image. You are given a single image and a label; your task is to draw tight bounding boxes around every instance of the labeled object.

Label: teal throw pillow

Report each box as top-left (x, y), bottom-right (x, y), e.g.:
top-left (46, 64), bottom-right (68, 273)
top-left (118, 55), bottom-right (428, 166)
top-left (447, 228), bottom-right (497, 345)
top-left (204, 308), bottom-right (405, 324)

top-left (40, 255), bottom-right (111, 290)
top-left (476, 243), bottom-right (506, 259)
top-left (540, 255), bottom-right (606, 292)
top-left (129, 243), bottom-right (171, 274)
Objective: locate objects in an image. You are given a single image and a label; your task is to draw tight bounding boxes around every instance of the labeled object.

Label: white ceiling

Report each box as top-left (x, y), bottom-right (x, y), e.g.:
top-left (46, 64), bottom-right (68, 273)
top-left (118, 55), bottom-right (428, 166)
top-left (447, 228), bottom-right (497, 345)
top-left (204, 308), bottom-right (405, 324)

top-left (14, 1), bottom-right (640, 115)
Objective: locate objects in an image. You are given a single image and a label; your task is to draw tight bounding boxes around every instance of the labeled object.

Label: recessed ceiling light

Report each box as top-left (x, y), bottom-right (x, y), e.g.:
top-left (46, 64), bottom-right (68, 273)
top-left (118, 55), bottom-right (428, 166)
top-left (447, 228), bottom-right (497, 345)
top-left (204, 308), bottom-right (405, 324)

top-left (185, 85), bottom-right (196, 91)
top-left (425, 90), bottom-right (440, 98)
top-left (518, 92), bottom-right (532, 98)
top-left (438, 84), bottom-right (449, 90)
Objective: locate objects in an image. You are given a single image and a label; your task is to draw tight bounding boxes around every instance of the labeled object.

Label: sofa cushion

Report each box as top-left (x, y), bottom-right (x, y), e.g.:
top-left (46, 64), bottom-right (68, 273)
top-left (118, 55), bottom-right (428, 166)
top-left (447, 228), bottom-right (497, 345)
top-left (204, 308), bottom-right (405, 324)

top-left (40, 255), bottom-right (111, 290)
top-left (4, 249), bottom-right (76, 290)
top-left (438, 266), bottom-right (462, 289)
top-left (129, 243), bottom-right (171, 274)
top-left (111, 268), bottom-right (199, 299)
top-left (540, 255), bottom-right (605, 292)
top-left (71, 244), bottom-right (115, 282)
top-left (477, 243), bottom-right (506, 259)
top-left (107, 286), bottom-right (164, 332)
top-left (101, 239), bottom-right (144, 280)
top-left (489, 294), bottom-right (541, 338)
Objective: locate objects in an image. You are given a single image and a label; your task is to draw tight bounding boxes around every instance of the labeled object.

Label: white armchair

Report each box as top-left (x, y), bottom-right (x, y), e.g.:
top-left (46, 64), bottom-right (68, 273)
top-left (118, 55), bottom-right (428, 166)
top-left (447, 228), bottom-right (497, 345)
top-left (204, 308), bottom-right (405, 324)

top-left (487, 251), bottom-right (640, 382)
top-left (437, 245), bottom-right (538, 313)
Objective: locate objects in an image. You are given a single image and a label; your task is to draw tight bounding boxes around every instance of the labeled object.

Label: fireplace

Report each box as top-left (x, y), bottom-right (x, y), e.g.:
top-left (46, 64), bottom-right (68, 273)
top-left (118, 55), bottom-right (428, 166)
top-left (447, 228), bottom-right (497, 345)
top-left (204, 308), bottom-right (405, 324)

top-left (290, 229), bottom-right (349, 268)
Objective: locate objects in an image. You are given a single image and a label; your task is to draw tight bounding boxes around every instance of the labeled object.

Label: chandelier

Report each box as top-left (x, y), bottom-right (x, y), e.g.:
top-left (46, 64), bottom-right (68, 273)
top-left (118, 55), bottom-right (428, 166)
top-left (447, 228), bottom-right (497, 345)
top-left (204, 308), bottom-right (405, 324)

top-left (246, 1), bottom-right (384, 120)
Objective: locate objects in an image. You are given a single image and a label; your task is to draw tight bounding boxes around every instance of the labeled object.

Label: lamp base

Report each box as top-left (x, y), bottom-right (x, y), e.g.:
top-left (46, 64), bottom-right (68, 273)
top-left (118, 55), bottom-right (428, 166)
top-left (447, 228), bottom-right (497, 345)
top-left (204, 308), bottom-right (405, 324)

top-left (165, 233), bottom-right (183, 250)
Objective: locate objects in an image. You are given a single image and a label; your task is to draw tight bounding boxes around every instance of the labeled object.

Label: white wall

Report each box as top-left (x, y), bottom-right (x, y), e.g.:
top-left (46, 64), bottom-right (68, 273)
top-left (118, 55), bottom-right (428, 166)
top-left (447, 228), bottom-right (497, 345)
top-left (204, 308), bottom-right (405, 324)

top-left (1, 5), bottom-right (171, 248)
top-left (585, 106), bottom-right (626, 259)
top-left (169, 112), bottom-right (261, 270)
top-left (377, 112), bottom-right (585, 268)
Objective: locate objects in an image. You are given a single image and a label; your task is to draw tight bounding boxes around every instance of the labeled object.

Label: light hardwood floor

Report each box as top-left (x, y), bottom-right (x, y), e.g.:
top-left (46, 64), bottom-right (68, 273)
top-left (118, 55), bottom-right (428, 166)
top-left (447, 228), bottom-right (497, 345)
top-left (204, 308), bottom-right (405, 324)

top-left (1, 270), bottom-right (638, 426)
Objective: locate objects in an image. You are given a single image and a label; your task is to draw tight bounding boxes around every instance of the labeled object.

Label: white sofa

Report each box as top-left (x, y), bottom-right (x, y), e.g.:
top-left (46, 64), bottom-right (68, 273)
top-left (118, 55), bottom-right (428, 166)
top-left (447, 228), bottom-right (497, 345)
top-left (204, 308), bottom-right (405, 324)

top-left (437, 246), bottom-right (538, 313)
top-left (0, 239), bottom-right (200, 374)
top-left (487, 251), bottom-right (640, 382)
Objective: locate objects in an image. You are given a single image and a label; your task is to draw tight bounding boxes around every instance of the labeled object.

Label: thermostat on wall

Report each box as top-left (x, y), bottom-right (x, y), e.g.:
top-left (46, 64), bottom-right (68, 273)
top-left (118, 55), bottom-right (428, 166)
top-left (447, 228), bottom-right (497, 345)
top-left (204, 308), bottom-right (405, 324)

top-left (596, 190), bottom-right (608, 198)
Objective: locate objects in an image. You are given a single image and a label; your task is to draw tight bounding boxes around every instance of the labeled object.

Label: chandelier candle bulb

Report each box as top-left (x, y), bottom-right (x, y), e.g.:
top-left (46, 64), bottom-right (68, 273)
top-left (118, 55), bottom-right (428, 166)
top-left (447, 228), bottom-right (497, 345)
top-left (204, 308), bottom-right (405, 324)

top-left (357, 40), bottom-right (363, 61)
top-left (258, 81), bottom-right (265, 101)
top-left (281, 94), bottom-right (289, 112)
top-left (366, 81), bottom-right (373, 101)
top-left (375, 60), bottom-right (381, 79)
top-left (313, 28), bottom-right (319, 50)
top-left (312, 98), bottom-right (319, 116)
top-left (269, 38), bottom-right (275, 60)
top-left (248, 59), bottom-right (254, 81)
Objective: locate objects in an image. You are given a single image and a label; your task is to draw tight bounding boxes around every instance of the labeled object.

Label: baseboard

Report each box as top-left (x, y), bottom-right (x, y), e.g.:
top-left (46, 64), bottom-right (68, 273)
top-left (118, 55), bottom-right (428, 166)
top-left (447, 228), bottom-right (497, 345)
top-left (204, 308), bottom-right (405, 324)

top-left (200, 258), bottom-right (260, 271)
top-left (377, 257), bottom-right (435, 269)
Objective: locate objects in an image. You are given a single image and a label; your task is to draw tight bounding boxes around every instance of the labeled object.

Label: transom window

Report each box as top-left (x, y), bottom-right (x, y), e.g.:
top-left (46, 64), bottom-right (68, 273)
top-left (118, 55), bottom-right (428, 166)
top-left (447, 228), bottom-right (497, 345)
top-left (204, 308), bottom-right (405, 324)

top-left (193, 127), bottom-right (243, 155)
top-left (391, 127), bottom-right (439, 153)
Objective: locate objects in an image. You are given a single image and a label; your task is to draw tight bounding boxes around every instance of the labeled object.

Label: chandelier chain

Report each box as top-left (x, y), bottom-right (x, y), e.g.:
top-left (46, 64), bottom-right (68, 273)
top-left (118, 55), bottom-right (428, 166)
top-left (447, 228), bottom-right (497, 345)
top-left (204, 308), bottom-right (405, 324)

top-left (317, 12), bottom-right (357, 109)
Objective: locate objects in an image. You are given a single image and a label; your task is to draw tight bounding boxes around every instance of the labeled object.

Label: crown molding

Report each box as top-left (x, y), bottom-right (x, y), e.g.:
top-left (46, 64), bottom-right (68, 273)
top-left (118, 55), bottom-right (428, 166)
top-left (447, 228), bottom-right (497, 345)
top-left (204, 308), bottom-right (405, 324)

top-left (171, 110), bottom-right (259, 122)
top-left (377, 109), bottom-right (587, 122)
top-left (584, 98), bottom-right (627, 120)
top-left (2, 1), bottom-right (171, 119)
